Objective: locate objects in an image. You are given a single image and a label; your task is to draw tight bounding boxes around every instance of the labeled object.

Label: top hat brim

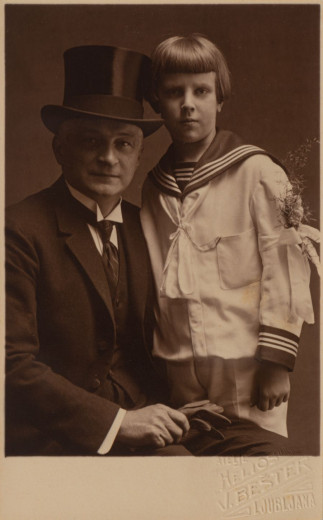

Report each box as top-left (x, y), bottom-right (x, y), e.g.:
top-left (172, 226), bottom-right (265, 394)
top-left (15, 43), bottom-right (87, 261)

top-left (41, 104), bottom-right (164, 137)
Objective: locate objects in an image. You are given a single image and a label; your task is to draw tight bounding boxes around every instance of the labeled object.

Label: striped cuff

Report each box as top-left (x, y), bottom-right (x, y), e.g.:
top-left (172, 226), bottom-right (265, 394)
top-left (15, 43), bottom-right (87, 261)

top-left (255, 325), bottom-right (300, 371)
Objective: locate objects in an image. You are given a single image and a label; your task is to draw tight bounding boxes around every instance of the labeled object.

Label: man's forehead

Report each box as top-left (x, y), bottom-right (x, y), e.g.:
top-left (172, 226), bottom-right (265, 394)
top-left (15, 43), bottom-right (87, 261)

top-left (59, 117), bottom-right (143, 137)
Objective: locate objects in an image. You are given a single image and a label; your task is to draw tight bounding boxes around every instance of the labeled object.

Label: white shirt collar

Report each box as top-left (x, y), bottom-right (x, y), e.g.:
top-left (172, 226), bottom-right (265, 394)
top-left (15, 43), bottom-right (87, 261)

top-left (65, 180), bottom-right (123, 223)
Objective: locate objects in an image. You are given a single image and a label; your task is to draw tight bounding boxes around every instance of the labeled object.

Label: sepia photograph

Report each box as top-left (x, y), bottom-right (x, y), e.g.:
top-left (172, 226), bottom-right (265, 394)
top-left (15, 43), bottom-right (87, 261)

top-left (2, 2), bottom-right (321, 519)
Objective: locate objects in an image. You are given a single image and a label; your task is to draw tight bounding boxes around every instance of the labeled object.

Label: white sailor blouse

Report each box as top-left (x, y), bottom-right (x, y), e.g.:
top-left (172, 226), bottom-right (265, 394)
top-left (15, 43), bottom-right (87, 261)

top-left (140, 130), bottom-right (315, 434)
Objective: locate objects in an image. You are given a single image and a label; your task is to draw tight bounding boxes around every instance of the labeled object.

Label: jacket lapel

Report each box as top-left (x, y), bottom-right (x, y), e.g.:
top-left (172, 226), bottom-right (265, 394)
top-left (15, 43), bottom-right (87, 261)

top-left (52, 178), bottom-right (115, 321)
top-left (118, 201), bottom-right (148, 324)
top-left (65, 232), bottom-right (115, 317)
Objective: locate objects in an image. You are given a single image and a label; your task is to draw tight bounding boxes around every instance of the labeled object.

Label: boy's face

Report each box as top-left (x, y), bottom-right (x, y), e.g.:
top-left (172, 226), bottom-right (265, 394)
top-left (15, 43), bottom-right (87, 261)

top-left (156, 72), bottom-right (221, 146)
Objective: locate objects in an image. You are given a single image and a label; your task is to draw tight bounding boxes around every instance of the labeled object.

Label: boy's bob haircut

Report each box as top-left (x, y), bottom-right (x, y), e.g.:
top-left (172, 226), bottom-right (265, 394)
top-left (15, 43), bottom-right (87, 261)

top-left (151, 34), bottom-right (231, 103)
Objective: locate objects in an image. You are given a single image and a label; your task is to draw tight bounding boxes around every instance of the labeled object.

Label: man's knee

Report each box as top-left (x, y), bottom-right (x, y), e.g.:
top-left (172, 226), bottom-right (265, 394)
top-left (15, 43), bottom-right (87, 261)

top-left (183, 420), bottom-right (294, 456)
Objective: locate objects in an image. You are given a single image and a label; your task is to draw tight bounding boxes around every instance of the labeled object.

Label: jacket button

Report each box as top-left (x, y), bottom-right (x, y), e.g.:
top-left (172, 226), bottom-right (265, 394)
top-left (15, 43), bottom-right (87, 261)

top-left (91, 377), bottom-right (101, 390)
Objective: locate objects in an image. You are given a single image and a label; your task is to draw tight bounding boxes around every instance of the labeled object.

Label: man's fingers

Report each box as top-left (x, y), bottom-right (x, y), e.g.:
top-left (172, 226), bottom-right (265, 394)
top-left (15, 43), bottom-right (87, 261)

top-left (160, 415), bottom-right (189, 444)
top-left (157, 428), bottom-right (174, 446)
top-left (154, 435), bottom-right (166, 448)
top-left (166, 407), bottom-right (190, 434)
top-left (149, 405), bottom-right (190, 444)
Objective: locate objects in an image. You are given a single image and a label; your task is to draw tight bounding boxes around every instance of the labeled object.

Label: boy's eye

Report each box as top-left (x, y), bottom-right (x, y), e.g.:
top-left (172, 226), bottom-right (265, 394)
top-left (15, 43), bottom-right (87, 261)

top-left (164, 87), bottom-right (183, 98)
top-left (195, 87), bottom-right (209, 95)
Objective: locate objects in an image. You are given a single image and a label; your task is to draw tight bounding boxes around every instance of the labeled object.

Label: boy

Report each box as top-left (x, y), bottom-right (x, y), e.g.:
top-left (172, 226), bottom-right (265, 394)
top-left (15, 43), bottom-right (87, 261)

top-left (141, 34), bottom-right (315, 445)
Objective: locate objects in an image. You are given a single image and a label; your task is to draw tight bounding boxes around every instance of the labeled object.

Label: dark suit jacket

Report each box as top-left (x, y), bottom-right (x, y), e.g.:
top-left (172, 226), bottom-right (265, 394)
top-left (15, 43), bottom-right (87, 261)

top-left (6, 177), bottom-right (162, 455)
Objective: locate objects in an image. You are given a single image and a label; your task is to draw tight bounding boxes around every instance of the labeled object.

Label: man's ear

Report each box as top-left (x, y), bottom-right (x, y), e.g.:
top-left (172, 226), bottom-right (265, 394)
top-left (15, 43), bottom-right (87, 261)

top-left (52, 135), bottom-right (63, 165)
top-left (217, 102), bottom-right (223, 113)
top-left (137, 140), bottom-right (144, 166)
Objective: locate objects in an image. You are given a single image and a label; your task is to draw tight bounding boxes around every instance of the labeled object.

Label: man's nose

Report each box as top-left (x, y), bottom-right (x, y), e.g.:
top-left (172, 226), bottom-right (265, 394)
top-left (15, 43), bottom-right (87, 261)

top-left (181, 91), bottom-right (195, 111)
top-left (98, 144), bottom-right (118, 165)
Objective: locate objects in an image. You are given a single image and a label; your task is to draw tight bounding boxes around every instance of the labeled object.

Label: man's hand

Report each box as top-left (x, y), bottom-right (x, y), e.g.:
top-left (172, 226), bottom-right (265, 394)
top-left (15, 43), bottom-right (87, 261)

top-left (116, 404), bottom-right (190, 448)
top-left (250, 361), bottom-right (290, 411)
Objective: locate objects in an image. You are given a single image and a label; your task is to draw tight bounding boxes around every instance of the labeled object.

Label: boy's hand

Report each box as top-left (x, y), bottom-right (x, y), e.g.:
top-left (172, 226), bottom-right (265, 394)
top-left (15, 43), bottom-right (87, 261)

top-left (250, 361), bottom-right (290, 411)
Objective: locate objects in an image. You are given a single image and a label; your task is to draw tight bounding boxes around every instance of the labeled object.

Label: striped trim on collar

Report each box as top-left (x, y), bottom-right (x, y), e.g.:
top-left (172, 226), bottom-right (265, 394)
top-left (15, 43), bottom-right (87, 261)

top-left (150, 165), bottom-right (182, 197)
top-left (149, 144), bottom-right (267, 198)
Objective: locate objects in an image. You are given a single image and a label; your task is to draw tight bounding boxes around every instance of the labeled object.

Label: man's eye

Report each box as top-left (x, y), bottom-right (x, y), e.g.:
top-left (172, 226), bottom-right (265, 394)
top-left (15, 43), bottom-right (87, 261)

top-left (117, 140), bottom-right (133, 149)
top-left (82, 137), bottom-right (99, 146)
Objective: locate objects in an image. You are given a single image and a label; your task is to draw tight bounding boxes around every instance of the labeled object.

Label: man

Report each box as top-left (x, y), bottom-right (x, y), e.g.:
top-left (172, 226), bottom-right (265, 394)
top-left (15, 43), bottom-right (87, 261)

top-left (5, 45), bottom-right (191, 456)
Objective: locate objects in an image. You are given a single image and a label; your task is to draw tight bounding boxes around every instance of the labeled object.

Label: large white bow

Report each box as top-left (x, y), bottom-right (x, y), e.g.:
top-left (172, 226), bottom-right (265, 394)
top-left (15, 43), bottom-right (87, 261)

top-left (160, 221), bottom-right (221, 298)
top-left (259, 225), bottom-right (320, 324)
top-left (159, 189), bottom-right (219, 299)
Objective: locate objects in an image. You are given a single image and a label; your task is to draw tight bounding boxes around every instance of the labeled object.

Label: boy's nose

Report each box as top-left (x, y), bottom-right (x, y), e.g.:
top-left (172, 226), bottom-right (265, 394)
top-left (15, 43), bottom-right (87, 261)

top-left (181, 91), bottom-right (195, 111)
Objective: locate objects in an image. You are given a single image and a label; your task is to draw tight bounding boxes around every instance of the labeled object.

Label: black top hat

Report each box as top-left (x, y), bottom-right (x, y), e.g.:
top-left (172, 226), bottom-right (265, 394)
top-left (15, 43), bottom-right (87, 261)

top-left (41, 45), bottom-right (163, 137)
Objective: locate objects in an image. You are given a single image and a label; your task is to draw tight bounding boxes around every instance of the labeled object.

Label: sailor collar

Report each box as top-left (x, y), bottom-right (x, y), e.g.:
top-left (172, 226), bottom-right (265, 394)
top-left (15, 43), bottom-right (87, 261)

top-left (149, 129), bottom-right (283, 199)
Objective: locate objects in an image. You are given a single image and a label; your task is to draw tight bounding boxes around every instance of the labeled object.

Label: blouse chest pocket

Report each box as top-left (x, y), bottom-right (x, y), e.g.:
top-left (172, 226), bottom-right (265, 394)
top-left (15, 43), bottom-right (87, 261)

top-left (217, 227), bottom-right (262, 290)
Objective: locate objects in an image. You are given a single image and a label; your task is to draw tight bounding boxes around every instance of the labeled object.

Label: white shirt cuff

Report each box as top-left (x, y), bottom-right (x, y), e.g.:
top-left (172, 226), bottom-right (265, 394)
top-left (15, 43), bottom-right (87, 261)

top-left (97, 408), bottom-right (127, 455)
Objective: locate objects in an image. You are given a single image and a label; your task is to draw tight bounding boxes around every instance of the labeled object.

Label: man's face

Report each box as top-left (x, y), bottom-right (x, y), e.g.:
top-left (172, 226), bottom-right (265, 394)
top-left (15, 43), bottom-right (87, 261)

top-left (157, 72), bottom-right (221, 146)
top-left (53, 118), bottom-right (143, 203)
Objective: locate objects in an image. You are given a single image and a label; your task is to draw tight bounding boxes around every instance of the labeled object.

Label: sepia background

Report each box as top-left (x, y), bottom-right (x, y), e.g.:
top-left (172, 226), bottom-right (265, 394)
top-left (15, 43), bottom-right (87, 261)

top-left (5, 3), bottom-right (320, 454)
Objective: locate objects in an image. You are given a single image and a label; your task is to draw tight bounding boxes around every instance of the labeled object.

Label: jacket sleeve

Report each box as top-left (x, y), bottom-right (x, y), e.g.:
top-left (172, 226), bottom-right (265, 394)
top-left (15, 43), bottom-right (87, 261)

top-left (249, 160), bottom-right (314, 370)
top-left (6, 217), bottom-right (120, 454)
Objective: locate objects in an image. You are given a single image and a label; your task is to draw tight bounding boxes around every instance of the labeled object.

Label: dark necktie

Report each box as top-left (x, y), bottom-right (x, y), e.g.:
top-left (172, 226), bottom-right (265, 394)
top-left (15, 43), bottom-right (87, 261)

top-left (96, 220), bottom-right (119, 298)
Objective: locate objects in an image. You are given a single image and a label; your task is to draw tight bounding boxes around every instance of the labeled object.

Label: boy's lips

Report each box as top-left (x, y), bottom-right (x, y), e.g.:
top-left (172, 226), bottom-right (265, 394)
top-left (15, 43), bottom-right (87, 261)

top-left (180, 119), bottom-right (199, 125)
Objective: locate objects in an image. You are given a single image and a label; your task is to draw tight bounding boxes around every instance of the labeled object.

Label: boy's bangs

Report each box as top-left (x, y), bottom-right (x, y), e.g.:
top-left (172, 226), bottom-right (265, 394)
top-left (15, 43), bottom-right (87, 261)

top-left (157, 46), bottom-right (216, 76)
top-left (159, 48), bottom-right (216, 75)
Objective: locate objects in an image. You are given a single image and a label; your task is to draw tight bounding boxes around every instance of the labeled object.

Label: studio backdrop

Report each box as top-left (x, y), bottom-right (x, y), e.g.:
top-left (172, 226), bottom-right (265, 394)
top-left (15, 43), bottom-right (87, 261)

top-left (5, 4), bottom-right (320, 454)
